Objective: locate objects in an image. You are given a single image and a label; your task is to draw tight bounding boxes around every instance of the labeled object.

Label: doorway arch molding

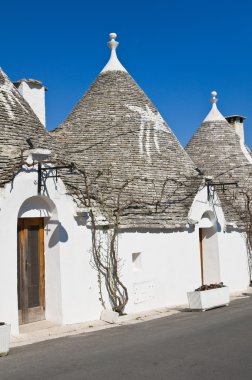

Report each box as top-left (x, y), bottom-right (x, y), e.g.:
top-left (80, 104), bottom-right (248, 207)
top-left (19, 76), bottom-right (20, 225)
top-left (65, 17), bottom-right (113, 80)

top-left (17, 195), bottom-right (62, 325)
top-left (18, 195), bottom-right (58, 219)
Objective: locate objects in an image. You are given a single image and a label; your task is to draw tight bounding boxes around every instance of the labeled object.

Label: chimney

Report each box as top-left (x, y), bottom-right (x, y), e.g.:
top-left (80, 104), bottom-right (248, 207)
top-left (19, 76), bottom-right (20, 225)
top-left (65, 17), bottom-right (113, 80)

top-left (225, 115), bottom-right (246, 143)
top-left (13, 79), bottom-right (47, 127)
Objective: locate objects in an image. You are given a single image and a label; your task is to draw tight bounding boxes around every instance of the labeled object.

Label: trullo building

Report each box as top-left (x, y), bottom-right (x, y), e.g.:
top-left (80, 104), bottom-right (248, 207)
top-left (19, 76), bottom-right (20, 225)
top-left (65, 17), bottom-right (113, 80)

top-left (0, 33), bottom-right (250, 335)
top-left (186, 91), bottom-right (252, 286)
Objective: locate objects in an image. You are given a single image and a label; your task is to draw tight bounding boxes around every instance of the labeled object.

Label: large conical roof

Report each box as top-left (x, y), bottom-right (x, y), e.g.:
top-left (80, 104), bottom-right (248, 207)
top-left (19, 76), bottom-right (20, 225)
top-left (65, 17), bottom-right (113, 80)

top-left (53, 33), bottom-right (200, 228)
top-left (186, 91), bottom-right (252, 227)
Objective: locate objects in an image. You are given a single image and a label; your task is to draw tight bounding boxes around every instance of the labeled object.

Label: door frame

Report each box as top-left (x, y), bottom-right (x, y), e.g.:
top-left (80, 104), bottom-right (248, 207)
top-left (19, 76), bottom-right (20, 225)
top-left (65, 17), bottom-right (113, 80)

top-left (199, 228), bottom-right (204, 286)
top-left (17, 217), bottom-right (45, 324)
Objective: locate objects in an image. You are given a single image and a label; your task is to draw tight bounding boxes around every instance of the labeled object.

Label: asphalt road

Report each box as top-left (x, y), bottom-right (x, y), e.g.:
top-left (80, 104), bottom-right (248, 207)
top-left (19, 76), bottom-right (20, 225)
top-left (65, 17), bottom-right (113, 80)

top-left (1, 296), bottom-right (252, 380)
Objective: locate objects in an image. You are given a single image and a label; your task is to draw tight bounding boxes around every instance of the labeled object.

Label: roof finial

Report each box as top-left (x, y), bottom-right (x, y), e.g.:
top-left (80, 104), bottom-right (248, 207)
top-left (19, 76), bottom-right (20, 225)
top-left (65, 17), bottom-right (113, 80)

top-left (203, 90), bottom-right (226, 122)
top-left (101, 32), bottom-right (127, 73)
top-left (108, 33), bottom-right (119, 51)
top-left (211, 91), bottom-right (218, 104)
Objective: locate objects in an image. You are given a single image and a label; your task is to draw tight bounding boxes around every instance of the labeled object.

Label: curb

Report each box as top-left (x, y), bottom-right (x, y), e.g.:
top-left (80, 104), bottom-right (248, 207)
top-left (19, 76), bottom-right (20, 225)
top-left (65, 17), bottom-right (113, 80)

top-left (10, 291), bottom-right (252, 349)
top-left (10, 308), bottom-right (180, 348)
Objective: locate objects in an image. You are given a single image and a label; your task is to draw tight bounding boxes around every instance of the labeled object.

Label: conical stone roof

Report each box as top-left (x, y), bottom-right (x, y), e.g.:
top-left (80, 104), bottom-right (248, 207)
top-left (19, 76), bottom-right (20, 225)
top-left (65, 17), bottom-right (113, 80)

top-left (0, 67), bottom-right (61, 187)
top-left (53, 33), bottom-right (200, 228)
top-left (186, 91), bottom-right (252, 227)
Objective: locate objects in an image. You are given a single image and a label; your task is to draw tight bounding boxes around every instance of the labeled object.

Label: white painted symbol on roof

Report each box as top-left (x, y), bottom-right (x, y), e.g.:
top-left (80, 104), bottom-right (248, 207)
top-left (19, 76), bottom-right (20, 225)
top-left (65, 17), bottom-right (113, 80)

top-left (0, 69), bottom-right (28, 119)
top-left (126, 104), bottom-right (169, 162)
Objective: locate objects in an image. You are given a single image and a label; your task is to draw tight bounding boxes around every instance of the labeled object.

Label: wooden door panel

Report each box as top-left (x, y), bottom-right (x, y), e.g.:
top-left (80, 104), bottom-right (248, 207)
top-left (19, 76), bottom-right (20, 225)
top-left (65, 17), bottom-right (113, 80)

top-left (27, 225), bottom-right (40, 308)
top-left (199, 228), bottom-right (204, 286)
top-left (18, 218), bottom-right (45, 324)
top-left (17, 222), bottom-right (21, 311)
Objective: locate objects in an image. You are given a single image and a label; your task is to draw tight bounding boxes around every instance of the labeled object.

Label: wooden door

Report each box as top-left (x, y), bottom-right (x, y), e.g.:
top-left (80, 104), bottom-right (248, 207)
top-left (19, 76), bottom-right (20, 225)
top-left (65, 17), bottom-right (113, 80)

top-left (17, 218), bottom-right (45, 324)
top-left (199, 228), bottom-right (204, 286)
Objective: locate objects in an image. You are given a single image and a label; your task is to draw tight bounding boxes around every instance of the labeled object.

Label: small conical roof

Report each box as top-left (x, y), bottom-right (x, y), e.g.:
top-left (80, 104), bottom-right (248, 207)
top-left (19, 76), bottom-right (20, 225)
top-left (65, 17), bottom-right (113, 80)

top-left (0, 68), bottom-right (60, 186)
top-left (186, 91), bottom-right (251, 178)
top-left (186, 91), bottom-right (252, 226)
top-left (53, 33), bottom-right (200, 228)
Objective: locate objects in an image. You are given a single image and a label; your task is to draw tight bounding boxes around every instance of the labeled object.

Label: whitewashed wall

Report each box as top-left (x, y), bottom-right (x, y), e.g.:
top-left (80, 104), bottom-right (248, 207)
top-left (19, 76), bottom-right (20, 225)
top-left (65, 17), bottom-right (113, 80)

top-left (86, 186), bottom-right (250, 315)
top-left (219, 231), bottom-right (249, 292)
top-left (189, 186), bottom-right (249, 292)
top-left (0, 173), bottom-right (249, 335)
top-left (0, 167), bottom-right (101, 334)
top-left (118, 228), bottom-right (201, 313)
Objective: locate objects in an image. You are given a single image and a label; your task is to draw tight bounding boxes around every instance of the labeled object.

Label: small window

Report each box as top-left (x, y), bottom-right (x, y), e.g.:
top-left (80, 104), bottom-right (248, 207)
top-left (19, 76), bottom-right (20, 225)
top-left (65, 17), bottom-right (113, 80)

top-left (132, 252), bottom-right (142, 272)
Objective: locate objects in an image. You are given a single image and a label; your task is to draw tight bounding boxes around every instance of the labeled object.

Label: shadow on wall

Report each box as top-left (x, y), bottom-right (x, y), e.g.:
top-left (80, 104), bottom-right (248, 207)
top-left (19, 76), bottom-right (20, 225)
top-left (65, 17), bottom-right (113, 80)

top-left (206, 226), bottom-right (217, 239)
top-left (48, 221), bottom-right (68, 248)
top-left (18, 196), bottom-right (69, 248)
top-left (18, 196), bottom-right (53, 218)
top-left (201, 210), bottom-right (221, 233)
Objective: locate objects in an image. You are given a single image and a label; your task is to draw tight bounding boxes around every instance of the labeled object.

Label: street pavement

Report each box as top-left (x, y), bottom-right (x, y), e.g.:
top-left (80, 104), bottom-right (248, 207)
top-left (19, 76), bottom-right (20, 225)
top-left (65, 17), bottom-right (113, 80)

top-left (1, 296), bottom-right (252, 380)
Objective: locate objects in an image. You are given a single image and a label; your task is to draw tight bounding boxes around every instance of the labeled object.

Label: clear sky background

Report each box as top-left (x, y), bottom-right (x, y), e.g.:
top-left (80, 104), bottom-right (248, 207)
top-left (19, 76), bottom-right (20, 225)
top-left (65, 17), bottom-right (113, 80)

top-left (1, 0), bottom-right (252, 147)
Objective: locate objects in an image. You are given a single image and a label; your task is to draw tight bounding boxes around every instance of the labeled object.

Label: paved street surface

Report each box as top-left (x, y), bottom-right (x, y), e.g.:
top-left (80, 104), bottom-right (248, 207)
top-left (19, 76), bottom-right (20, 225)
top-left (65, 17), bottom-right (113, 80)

top-left (1, 296), bottom-right (252, 380)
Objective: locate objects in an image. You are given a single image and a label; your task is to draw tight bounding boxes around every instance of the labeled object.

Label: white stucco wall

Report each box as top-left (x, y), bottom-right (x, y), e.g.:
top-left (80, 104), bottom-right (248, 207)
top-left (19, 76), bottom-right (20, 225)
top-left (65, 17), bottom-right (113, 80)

top-left (219, 231), bottom-right (249, 292)
top-left (118, 228), bottom-right (201, 313)
top-left (189, 186), bottom-right (249, 292)
top-left (0, 167), bottom-right (101, 334)
top-left (0, 172), bottom-right (249, 335)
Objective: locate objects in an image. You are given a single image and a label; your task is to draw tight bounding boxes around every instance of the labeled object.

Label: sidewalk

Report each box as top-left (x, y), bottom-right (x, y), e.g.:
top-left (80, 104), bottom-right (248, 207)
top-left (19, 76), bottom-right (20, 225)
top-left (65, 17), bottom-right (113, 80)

top-left (10, 292), bottom-right (251, 348)
top-left (11, 307), bottom-right (180, 348)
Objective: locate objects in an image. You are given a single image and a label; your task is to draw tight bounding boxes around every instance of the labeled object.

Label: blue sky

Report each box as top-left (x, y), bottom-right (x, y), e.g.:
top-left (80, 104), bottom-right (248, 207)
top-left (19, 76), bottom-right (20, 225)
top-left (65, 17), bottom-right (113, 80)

top-left (1, 0), bottom-right (252, 147)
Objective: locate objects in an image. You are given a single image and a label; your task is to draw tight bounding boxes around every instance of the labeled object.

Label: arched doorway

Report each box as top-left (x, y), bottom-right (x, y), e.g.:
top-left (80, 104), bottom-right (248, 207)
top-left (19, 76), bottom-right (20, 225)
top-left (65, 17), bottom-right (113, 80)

top-left (198, 211), bottom-right (221, 285)
top-left (18, 218), bottom-right (45, 324)
top-left (17, 196), bottom-right (57, 324)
